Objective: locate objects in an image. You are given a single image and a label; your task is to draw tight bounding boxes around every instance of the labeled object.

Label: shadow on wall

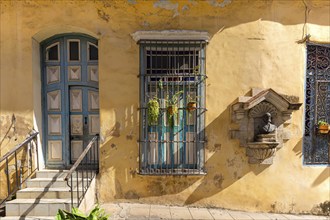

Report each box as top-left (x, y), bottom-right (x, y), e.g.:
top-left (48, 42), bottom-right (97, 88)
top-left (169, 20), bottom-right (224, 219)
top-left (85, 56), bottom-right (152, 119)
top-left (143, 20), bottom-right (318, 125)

top-left (98, 96), bottom-right (270, 205)
top-left (0, 146), bottom-right (29, 200)
top-left (293, 140), bottom-right (303, 159)
top-left (184, 103), bottom-right (268, 205)
top-left (293, 139), bottom-right (329, 188)
top-left (0, 114), bottom-right (18, 155)
top-left (312, 168), bottom-right (330, 187)
top-left (95, 0), bottom-right (330, 205)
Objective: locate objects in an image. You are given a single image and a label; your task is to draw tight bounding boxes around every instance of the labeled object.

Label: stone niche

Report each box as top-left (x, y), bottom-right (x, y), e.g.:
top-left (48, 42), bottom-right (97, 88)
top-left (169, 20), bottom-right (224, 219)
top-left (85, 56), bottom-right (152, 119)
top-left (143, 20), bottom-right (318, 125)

top-left (231, 88), bottom-right (302, 164)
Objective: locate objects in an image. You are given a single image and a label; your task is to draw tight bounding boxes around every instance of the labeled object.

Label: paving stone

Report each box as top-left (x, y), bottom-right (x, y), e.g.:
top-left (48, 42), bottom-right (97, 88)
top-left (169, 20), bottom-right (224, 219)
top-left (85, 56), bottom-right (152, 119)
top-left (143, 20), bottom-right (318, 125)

top-left (264, 213), bottom-right (289, 220)
top-left (284, 214), bottom-right (329, 220)
top-left (99, 203), bottom-right (330, 220)
top-left (170, 207), bottom-right (192, 219)
top-left (247, 212), bottom-right (271, 220)
top-left (189, 207), bottom-right (213, 220)
top-left (116, 203), bottom-right (130, 219)
top-left (101, 203), bottom-right (122, 217)
top-left (228, 210), bottom-right (253, 220)
top-left (208, 209), bottom-right (234, 220)
top-left (300, 215), bottom-right (329, 220)
top-left (128, 206), bottom-right (150, 218)
top-left (281, 214), bottom-right (310, 219)
top-left (150, 206), bottom-right (171, 219)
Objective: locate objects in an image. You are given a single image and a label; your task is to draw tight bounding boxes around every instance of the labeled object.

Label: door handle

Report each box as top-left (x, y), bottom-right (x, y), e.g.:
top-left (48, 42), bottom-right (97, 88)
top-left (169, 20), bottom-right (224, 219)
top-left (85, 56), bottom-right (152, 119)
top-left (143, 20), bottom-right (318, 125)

top-left (84, 116), bottom-right (88, 125)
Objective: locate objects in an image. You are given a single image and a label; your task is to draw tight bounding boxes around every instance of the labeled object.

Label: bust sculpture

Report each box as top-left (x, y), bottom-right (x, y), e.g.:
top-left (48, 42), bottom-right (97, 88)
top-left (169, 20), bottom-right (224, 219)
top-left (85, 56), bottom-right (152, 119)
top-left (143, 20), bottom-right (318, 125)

top-left (259, 112), bottom-right (276, 134)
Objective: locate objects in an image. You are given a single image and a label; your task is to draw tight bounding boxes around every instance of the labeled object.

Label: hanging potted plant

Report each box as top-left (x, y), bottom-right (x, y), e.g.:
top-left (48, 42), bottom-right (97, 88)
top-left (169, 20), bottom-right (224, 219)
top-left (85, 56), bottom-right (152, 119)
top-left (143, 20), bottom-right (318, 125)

top-left (166, 91), bottom-right (183, 126)
top-left (318, 120), bottom-right (330, 134)
top-left (186, 95), bottom-right (199, 112)
top-left (187, 101), bottom-right (197, 112)
top-left (147, 97), bottom-right (160, 126)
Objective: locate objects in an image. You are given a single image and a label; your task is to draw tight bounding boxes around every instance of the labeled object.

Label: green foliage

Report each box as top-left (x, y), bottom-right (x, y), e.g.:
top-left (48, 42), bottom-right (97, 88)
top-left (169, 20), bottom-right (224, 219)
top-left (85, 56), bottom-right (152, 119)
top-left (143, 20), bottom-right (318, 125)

top-left (165, 91), bottom-right (183, 127)
top-left (193, 65), bottom-right (200, 75)
top-left (167, 105), bottom-right (177, 127)
top-left (147, 98), bottom-right (160, 125)
top-left (158, 79), bottom-right (163, 90)
top-left (186, 94), bottom-right (200, 103)
top-left (318, 120), bottom-right (328, 126)
top-left (56, 205), bottom-right (109, 220)
top-left (165, 91), bottom-right (183, 106)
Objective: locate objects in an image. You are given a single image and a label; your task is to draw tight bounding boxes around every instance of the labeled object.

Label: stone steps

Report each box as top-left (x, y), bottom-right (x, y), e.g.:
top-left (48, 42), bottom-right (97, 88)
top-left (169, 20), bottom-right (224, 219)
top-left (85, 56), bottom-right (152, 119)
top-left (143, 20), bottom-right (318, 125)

top-left (35, 170), bottom-right (71, 179)
top-left (26, 177), bottom-right (90, 188)
top-left (5, 199), bottom-right (76, 217)
top-left (3, 170), bottom-right (83, 218)
top-left (16, 187), bottom-right (80, 199)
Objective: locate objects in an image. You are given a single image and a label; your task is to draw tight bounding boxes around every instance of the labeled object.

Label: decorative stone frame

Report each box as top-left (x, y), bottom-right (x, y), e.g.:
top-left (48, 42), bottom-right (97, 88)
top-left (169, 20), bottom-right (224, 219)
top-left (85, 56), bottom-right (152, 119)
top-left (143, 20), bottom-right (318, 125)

top-left (131, 30), bottom-right (210, 42)
top-left (231, 88), bottom-right (302, 164)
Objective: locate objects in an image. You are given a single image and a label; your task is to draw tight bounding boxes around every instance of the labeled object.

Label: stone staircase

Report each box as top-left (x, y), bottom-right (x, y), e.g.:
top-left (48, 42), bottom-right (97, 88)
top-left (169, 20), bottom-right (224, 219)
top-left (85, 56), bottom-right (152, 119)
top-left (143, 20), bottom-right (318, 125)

top-left (1, 170), bottom-right (79, 220)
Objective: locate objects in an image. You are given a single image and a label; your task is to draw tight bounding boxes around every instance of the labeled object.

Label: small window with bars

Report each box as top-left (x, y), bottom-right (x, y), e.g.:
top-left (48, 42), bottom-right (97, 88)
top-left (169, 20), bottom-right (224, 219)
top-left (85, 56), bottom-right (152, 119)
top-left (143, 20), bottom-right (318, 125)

top-left (139, 40), bottom-right (207, 175)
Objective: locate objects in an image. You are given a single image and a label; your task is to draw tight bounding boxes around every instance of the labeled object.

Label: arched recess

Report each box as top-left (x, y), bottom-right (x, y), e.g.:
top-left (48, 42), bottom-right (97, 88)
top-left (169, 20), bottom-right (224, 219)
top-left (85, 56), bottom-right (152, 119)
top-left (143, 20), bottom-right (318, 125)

top-left (32, 26), bottom-right (99, 169)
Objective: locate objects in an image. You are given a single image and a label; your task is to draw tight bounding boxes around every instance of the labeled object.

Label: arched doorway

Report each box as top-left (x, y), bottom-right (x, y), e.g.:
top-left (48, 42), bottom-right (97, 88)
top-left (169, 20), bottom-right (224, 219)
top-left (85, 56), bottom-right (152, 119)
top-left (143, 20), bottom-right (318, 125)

top-left (41, 34), bottom-right (99, 168)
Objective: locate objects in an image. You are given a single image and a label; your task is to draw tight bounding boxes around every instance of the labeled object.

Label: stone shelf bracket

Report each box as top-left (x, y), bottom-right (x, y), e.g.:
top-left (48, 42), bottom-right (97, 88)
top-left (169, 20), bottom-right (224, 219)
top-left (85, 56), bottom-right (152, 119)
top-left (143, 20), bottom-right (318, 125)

top-left (231, 88), bottom-right (302, 164)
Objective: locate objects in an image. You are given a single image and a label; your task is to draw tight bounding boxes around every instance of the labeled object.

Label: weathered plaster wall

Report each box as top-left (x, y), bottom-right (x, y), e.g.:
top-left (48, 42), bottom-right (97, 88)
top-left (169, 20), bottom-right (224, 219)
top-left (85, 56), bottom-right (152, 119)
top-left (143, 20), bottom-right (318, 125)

top-left (0, 0), bottom-right (329, 213)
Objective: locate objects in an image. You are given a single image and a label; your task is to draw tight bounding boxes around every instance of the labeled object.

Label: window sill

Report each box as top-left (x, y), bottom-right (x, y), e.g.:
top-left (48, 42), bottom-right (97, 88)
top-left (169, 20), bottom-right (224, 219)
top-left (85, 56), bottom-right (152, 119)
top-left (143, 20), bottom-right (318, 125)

top-left (138, 169), bottom-right (207, 176)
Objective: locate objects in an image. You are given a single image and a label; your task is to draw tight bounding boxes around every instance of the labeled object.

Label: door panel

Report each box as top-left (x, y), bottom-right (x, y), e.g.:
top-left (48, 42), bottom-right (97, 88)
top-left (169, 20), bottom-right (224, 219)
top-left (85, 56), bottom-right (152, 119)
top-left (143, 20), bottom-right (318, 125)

top-left (48, 140), bottom-right (63, 161)
top-left (70, 115), bottom-right (83, 135)
top-left (69, 87), bottom-right (99, 163)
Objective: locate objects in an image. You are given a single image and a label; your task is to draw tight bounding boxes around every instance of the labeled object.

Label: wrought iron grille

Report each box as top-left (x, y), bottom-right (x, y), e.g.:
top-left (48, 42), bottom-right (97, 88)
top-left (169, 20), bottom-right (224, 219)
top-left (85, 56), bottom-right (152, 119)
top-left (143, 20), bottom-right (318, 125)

top-left (139, 40), bottom-right (207, 175)
top-left (304, 43), bottom-right (330, 165)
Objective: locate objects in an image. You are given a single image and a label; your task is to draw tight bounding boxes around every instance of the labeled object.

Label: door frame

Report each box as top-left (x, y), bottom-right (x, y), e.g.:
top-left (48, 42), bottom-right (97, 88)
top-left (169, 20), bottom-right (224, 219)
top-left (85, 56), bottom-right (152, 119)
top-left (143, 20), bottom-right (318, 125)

top-left (41, 34), bottom-right (99, 169)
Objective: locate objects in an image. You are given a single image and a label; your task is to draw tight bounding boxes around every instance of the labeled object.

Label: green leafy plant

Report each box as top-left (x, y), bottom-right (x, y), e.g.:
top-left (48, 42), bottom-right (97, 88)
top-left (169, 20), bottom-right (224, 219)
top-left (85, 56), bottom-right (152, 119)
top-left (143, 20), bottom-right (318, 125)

top-left (56, 205), bottom-right (109, 220)
top-left (193, 65), bottom-right (200, 75)
top-left (158, 79), bottom-right (163, 90)
top-left (318, 120), bottom-right (329, 126)
top-left (147, 98), bottom-right (160, 126)
top-left (166, 91), bottom-right (183, 106)
top-left (317, 120), bottom-right (329, 134)
top-left (165, 91), bottom-right (183, 126)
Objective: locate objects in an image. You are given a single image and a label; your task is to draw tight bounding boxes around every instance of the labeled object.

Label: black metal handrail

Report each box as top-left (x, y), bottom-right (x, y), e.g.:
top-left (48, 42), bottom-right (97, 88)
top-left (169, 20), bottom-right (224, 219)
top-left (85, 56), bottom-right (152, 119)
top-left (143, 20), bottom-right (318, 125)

top-left (64, 134), bottom-right (99, 209)
top-left (0, 132), bottom-right (39, 206)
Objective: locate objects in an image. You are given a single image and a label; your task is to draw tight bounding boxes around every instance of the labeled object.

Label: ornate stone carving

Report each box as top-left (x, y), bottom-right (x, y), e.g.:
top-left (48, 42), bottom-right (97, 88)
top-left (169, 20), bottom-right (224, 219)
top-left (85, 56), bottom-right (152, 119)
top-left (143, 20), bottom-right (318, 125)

top-left (231, 88), bottom-right (302, 164)
top-left (249, 102), bottom-right (278, 118)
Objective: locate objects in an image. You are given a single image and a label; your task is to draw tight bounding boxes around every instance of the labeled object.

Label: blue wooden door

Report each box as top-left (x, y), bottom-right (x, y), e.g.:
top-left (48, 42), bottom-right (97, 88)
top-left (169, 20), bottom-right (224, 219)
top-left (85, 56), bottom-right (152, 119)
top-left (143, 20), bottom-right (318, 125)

top-left (42, 35), bottom-right (99, 168)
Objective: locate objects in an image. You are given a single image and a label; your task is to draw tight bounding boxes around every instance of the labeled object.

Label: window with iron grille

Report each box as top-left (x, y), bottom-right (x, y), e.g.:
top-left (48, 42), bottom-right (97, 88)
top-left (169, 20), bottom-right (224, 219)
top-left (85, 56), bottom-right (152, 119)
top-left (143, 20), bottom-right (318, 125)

top-left (303, 43), bottom-right (330, 165)
top-left (139, 40), bottom-right (207, 175)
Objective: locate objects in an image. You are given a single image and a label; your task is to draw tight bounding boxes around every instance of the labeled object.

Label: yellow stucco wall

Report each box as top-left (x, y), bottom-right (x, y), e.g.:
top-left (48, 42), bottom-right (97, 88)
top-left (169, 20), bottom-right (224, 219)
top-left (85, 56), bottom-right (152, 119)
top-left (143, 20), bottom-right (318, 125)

top-left (0, 0), bottom-right (329, 214)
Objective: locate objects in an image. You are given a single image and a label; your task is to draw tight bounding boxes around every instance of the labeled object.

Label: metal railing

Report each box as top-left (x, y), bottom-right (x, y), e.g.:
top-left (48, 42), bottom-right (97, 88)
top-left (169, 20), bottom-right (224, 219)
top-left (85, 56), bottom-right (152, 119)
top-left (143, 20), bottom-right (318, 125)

top-left (0, 132), bottom-right (39, 206)
top-left (64, 134), bottom-right (99, 209)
